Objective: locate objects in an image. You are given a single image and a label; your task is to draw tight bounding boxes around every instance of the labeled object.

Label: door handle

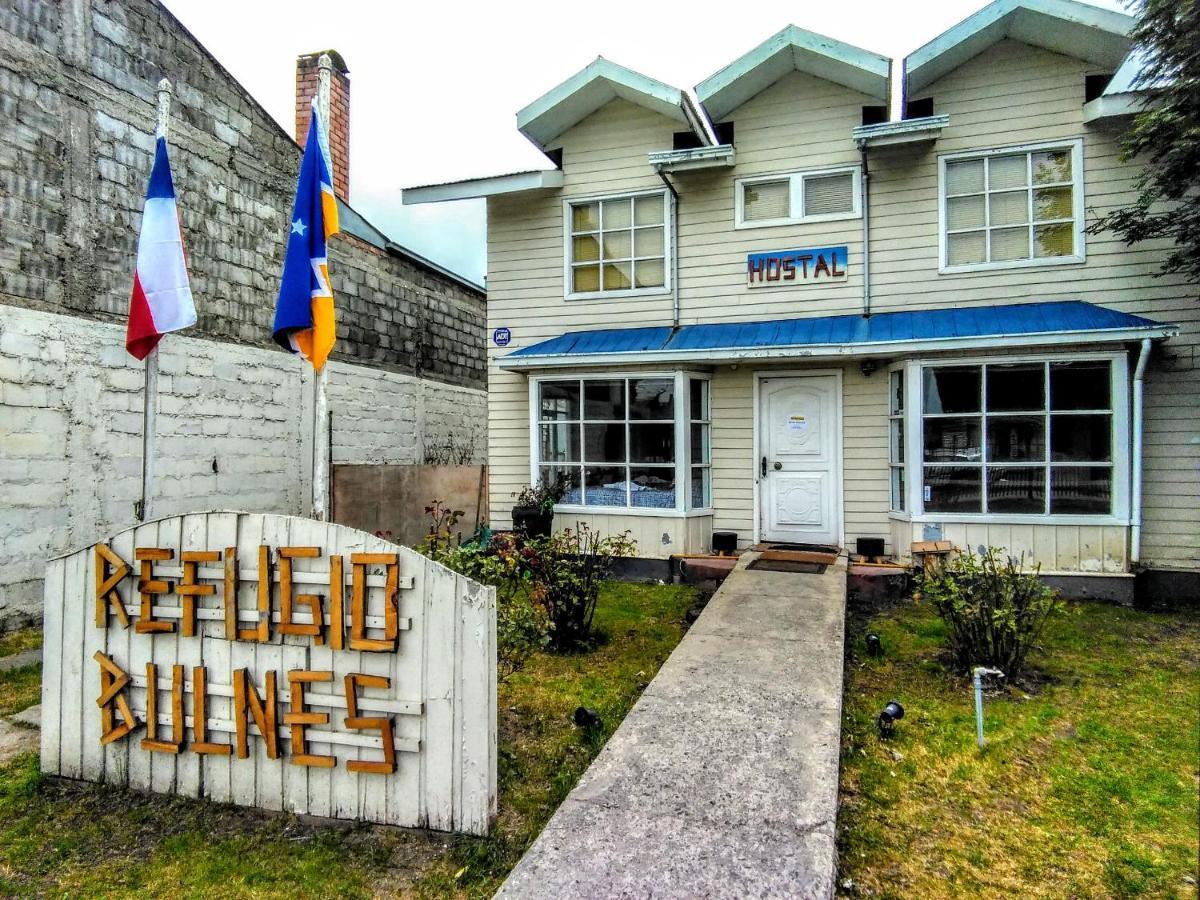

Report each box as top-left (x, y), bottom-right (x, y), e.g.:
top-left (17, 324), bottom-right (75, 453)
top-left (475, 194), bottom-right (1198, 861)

top-left (761, 456), bottom-right (767, 477)
top-left (773, 461), bottom-right (783, 471)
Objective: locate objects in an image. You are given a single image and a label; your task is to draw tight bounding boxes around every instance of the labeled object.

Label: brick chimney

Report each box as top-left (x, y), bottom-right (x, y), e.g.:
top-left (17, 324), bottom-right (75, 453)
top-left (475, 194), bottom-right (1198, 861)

top-left (295, 50), bottom-right (350, 200)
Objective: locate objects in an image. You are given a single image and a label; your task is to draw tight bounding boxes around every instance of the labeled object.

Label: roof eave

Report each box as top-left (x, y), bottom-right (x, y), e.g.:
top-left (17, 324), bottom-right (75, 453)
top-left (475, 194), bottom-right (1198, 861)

top-left (498, 325), bottom-right (1177, 370)
top-left (402, 169), bottom-right (564, 204)
top-left (904, 0), bottom-right (1134, 97)
top-left (696, 25), bottom-right (890, 122)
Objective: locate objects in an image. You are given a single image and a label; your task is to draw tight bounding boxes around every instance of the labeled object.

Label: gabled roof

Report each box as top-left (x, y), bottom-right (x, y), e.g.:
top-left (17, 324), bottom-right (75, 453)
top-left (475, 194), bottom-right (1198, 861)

top-left (696, 26), bottom-right (890, 122)
top-left (499, 301), bottom-right (1175, 369)
top-left (905, 0), bottom-right (1134, 96)
top-left (517, 57), bottom-right (701, 150)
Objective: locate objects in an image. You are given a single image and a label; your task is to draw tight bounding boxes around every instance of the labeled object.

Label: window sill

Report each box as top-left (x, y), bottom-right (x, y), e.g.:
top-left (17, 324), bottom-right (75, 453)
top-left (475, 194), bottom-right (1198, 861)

top-left (893, 512), bottom-right (1128, 528)
top-left (735, 212), bottom-right (860, 230)
top-left (553, 505), bottom-right (713, 519)
top-left (564, 286), bottom-right (671, 302)
top-left (938, 254), bottom-right (1085, 275)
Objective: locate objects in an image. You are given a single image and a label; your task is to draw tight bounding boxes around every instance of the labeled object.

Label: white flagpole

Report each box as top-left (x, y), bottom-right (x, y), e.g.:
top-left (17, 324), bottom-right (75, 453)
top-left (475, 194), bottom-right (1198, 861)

top-left (139, 77), bottom-right (172, 522)
top-left (311, 54), bottom-right (333, 522)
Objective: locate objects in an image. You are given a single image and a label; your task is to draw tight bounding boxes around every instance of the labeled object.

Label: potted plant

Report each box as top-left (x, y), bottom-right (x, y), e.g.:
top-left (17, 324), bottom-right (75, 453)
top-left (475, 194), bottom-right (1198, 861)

top-left (511, 476), bottom-right (567, 538)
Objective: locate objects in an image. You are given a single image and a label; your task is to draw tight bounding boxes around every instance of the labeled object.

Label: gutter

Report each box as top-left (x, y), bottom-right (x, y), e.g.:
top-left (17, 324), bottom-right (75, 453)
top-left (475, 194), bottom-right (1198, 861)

top-left (656, 172), bottom-right (681, 328)
top-left (1130, 337), bottom-right (1151, 565)
top-left (856, 139), bottom-right (871, 318)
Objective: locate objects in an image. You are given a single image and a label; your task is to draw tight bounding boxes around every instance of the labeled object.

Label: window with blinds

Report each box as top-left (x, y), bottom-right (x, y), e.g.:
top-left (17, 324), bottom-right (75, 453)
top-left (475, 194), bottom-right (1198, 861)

top-left (940, 140), bottom-right (1083, 271)
top-left (736, 167), bottom-right (859, 227)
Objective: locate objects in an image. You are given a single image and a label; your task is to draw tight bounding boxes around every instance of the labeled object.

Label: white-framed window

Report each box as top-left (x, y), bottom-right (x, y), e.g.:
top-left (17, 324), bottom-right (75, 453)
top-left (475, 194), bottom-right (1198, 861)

top-left (689, 378), bottom-right (711, 510)
top-left (530, 372), bottom-right (711, 514)
top-left (564, 189), bottom-right (671, 300)
top-left (888, 367), bottom-right (905, 513)
top-left (735, 166), bottom-right (861, 229)
top-left (938, 139), bottom-right (1085, 273)
top-left (907, 355), bottom-right (1128, 521)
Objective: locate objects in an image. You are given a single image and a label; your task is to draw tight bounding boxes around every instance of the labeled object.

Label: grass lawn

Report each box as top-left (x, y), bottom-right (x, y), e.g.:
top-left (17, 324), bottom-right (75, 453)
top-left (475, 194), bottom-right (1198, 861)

top-left (0, 627), bottom-right (43, 718)
top-left (0, 581), bottom-right (697, 898)
top-left (838, 598), bottom-right (1200, 899)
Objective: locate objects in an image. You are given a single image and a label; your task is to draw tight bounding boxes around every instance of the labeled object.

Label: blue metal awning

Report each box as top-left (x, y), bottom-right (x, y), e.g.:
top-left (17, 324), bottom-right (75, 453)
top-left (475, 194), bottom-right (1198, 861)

top-left (499, 301), bottom-right (1176, 369)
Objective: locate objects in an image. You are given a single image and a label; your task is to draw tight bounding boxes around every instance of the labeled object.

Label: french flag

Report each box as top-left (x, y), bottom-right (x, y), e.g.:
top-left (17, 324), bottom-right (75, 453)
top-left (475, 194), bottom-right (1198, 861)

top-left (125, 135), bottom-right (195, 360)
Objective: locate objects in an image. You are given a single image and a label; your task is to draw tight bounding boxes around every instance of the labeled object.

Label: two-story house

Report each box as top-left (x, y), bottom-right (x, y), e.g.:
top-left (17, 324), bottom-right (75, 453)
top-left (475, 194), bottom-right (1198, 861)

top-left (405, 0), bottom-right (1197, 599)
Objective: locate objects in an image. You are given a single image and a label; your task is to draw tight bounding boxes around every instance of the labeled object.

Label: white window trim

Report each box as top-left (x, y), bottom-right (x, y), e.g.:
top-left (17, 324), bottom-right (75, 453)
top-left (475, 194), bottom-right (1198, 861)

top-left (891, 350), bottom-right (1130, 527)
top-left (888, 363), bottom-right (908, 518)
top-left (937, 138), bottom-right (1086, 275)
top-left (734, 165), bottom-right (862, 229)
top-left (527, 371), bottom-right (713, 517)
top-left (562, 188), bottom-right (674, 301)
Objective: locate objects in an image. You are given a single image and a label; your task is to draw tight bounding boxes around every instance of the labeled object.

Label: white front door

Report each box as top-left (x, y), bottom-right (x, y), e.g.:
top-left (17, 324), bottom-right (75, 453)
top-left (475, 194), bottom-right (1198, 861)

top-left (758, 374), bottom-right (842, 546)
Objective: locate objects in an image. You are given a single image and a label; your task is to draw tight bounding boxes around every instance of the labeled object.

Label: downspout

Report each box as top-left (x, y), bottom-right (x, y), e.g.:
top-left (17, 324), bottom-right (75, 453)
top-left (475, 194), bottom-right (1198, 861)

top-left (857, 140), bottom-right (871, 318)
top-left (657, 171), bottom-right (681, 328)
top-left (1130, 337), bottom-right (1151, 565)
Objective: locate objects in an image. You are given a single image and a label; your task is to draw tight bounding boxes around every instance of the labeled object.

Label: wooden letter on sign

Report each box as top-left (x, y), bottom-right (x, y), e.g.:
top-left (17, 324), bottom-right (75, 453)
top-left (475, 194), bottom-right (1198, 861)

top-left (135, 548), bottom-right (174, 634)
top-left (177, 550), bottom-right (220, 638)
top-left (284, 670), bottom-right (335, 768)
top-left (344, 673), bottom-right (396, 775)
top-left (94, 652), bottom-right (136, 744)
top-left (94, 544), bottom-right (130, 629)
top-left (233, 668), bottom-right (278, 760)
top-left (349, 553), bottom-right (400, 652)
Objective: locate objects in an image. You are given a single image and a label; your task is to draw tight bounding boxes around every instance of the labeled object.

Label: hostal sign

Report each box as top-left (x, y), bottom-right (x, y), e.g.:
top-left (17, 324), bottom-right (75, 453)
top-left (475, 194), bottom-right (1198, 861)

top-left (747, 246), bottom-right (848, 287)
top-left (40, 512), bottom-right (497, 834)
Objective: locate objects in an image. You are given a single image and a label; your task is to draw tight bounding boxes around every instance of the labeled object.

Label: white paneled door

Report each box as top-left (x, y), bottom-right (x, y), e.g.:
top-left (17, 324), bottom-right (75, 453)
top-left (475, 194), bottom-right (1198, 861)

top-left (758, 374), bottom-right (842, 546)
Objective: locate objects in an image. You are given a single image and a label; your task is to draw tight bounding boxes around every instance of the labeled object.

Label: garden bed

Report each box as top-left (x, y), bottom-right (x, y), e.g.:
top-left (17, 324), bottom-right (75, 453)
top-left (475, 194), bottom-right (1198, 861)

top-left (838, 598), bottom-right (1199, 898)
top-left (0, 581), bottom-right (697, 897)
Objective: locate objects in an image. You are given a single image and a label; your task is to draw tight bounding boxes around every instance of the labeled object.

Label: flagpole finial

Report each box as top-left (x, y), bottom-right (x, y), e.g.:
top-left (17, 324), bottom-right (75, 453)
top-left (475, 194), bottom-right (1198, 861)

top-left (156, 78), bottom-right (173, 140)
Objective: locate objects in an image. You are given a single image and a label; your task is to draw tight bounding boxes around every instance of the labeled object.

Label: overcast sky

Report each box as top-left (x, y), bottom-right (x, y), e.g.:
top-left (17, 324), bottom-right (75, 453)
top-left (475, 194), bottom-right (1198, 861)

top-left (162, 0), bottom-right (1128, 287)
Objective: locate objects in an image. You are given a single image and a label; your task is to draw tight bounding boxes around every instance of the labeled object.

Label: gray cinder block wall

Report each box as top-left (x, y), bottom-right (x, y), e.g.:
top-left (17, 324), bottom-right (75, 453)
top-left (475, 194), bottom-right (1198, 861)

top-left (0, 0), bottom-right (488, 627)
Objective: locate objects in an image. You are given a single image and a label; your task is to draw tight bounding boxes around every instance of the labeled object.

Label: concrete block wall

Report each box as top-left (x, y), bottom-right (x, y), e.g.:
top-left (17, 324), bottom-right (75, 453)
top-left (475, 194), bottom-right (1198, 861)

top-left (0, 0), bottom-right (486, 389)
top-left (0, 305), bottom-right (486, 628)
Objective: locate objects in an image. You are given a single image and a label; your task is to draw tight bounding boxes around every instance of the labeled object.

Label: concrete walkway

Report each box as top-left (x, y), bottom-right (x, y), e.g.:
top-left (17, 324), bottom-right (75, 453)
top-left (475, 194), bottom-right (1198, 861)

top-left (497, 553), bottom-right (847, 899)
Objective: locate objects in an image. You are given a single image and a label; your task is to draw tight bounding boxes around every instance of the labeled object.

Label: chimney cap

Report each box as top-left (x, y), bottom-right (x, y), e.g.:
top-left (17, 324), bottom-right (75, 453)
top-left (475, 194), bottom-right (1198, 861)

top-left (298, 49), bottom-right (349, 74)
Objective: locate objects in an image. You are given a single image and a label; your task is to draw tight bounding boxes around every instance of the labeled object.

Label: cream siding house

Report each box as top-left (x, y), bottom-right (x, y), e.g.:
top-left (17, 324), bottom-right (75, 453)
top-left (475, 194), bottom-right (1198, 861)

top-left (406, 0), bottom-right (1197, 597)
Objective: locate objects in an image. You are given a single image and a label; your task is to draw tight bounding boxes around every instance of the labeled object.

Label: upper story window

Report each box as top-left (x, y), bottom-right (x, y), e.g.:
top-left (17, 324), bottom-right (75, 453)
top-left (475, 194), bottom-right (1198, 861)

top-left (735, 166), bottom-right (860, 229)
top-left (565, 189), bottom-right (671, 299)
top-left (939, 139), bottom-right (1084, 273)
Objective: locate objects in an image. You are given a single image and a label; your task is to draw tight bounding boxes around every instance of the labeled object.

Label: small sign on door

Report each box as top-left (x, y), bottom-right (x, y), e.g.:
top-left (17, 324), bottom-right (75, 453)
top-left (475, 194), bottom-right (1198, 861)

top-left (788, 414), bottom-right (808, 433)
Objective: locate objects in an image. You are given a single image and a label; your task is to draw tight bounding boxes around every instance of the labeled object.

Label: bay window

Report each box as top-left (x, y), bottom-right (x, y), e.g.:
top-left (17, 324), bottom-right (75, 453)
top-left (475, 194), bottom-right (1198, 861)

top-left (939, 139), bottom-right (1084, 272)
top-left (533, 373), bottom-right (711, 513)
top-left (914, 356), bottom-right (1126, 519)
top-left (565, 190), bottom-right (670, 299)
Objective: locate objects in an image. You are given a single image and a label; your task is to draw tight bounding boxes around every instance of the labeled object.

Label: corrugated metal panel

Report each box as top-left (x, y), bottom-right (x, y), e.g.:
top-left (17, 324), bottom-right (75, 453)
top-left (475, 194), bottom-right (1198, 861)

top-left (507, 301), bottom-right (1169, 359)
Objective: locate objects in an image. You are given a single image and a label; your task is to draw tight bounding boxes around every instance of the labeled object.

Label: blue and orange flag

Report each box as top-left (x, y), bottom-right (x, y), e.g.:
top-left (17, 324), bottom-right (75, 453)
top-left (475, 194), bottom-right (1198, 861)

top-left (273, 97), bottom-right (340, 371)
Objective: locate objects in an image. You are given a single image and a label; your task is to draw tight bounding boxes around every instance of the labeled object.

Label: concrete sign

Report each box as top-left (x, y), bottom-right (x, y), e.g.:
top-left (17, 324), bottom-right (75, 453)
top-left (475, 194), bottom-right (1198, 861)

top-left (40, 511), bottom-right (496, 834)
top-left (746, 246), bottom-right (848, 287)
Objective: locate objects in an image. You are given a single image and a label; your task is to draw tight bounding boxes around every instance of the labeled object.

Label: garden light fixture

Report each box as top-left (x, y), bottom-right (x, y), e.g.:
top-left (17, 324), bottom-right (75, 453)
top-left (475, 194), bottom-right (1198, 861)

top-left (866, 633), bottom-right (882, 657)
top-left (972, 667), bottom-right (1005, 747)
top-left (877, 700), bottom-right (904, 738)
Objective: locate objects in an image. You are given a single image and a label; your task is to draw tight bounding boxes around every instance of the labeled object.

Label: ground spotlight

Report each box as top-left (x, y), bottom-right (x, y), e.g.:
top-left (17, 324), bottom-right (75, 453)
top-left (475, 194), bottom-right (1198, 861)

top-left (865, 633), bottom-right (882, 657)
top-left (877, 700), bottom-right (905, 738)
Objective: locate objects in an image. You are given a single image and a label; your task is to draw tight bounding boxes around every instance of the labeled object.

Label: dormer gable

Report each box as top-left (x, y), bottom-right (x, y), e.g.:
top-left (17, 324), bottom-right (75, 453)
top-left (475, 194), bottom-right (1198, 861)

top-left (904, 0), bottom-right (1133, 102)
top-left (516, 57), bottom-right (711, 155)
top-left (696, 25), bottom-right (891, 123)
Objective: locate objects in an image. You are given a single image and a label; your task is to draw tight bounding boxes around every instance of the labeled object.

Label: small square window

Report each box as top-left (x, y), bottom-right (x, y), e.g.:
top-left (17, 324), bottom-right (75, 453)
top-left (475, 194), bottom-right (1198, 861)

top-left (737, 167), bottom-right (858, 227)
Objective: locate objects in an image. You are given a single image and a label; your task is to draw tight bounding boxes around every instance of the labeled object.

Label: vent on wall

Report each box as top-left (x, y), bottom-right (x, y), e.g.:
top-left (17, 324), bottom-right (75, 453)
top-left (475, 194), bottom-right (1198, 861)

top-left (861, 105), bottom-right (888, 126)
top-left (1085, 73), bottom-right (1115, 103)
top-left (905, 97), bottom-right (934, 119)
top-left (672, 121), bottom-right (735, 150)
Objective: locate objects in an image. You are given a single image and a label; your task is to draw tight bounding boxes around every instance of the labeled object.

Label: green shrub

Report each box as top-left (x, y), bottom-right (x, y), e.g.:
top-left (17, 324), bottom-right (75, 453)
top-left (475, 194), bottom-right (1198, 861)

top-left (420, 504), bottom-right (550, 681)
top-left (525, 525), bottom-right (636, 651)
top-left (918, 547), bottom-right (1064, 680)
